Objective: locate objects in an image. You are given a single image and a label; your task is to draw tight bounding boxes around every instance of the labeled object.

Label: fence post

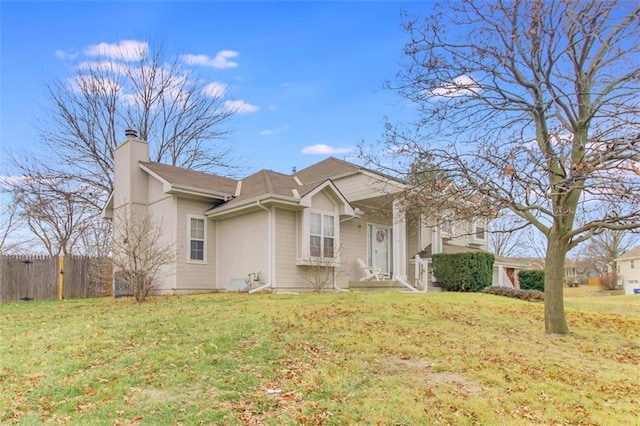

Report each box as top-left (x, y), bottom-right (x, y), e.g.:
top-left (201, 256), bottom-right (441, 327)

top-left (58, 255), bottom-right (64, 300)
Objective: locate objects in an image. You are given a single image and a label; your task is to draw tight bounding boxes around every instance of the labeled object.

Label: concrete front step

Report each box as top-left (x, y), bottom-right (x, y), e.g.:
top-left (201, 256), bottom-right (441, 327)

top-left (348, 280), bottom-right (443, 293)
top-left (349, 280), bottom-right (417, 292)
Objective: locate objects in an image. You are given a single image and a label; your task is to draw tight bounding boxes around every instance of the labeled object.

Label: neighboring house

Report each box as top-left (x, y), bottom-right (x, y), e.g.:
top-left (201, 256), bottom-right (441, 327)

top-left (511, 257), bottom-right (599, 286)
top-left (615, 247), bottom-right (640, 295)
top-left (103, 131), bottom-right (508, 294)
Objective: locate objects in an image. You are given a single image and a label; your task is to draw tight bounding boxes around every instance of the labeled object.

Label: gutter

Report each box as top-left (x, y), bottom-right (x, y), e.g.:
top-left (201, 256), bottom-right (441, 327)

top-left (249, 200), bottom-right (274, 293)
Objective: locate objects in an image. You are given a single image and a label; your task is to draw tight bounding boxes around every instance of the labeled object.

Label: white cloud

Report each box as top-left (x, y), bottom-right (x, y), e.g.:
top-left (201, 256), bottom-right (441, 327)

top-left (302, 144), bottom-right (353, 155)
top-left (76, 60), bottom-right (129, 75)
top-left (67, 75), bottom-right (123, 95)
top-left (260, 124), bottom-right (289, 136)
top-left (224, 100), bottom-right (259, 114)
top-left (430, 74), bottom-right (480, 98)
top-left (181, 50), bottom-right (239, 69)
top-left (84, 40), bottom-right (148, 61)
top-left (203, 82), bottom-right (228, 99)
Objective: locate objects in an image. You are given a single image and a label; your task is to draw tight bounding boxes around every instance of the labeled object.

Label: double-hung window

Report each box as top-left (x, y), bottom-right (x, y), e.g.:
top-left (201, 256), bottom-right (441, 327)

top-left (309, 212), bottom-right (335, 258)
top-left (188, 215), bottom-right (206, 263)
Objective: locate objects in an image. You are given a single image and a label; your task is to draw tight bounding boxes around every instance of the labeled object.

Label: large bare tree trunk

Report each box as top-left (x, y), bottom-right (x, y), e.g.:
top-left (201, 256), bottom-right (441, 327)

top-left (544, 232), bottom-right (569, 335)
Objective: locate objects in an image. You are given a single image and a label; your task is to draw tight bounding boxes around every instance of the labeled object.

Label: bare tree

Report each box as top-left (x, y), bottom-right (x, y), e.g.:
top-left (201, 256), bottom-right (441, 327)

top-left (7, 172), bottom-right (93, 256)
top-left (298, 252), bottom-right (344, 293)
top-left (578, 229), bottom-right (638, 274)
top-left (379, 0), bottom-right (640, 334)
top-left (7, 40), bottom-right (239, 255)
top-left (489, 214), bottom-right (529, 257)
top-left (112, 207), bottom-right (174, 303)
top-left (0, 195), bottom-right (28, 254)
top-left (36, 41), bottom-right (238, 212)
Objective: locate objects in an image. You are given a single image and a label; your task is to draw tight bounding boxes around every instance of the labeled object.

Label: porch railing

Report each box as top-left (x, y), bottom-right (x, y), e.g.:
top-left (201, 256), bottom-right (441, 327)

top-left (414, 254), bottom-right (429, 292)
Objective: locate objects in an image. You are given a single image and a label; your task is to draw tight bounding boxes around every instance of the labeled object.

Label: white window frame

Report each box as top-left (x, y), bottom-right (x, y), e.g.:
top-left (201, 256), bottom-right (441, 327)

top-left (309, 211), bottom-right (336, 259)
top-left (631, 260), bottom-right (635, 269)
top-left (299, 208), bottom-right (340, 265)
top-left (472, 219), bottom-right (487, 242)
top-left (187, 214), bottom-right (207, 264)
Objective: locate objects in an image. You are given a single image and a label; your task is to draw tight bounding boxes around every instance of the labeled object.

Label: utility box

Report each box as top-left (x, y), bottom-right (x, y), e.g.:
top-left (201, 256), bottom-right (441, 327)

top-left (227, 279), bottom-right (250, 292)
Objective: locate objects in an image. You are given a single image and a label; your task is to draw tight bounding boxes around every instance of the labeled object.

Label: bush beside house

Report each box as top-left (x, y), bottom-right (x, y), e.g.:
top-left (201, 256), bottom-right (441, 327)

top-left (519, 270), bottom-right (545, 292)
top-left (432, 252), bottom-right (495, 292)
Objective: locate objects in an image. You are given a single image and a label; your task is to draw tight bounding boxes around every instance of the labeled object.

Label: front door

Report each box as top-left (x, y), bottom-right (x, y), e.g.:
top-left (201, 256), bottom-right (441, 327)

top-left (369, 225), bottom-right (392, 276)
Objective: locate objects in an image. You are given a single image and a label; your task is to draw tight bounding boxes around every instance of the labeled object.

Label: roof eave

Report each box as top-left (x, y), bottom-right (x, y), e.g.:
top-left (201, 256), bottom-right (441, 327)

top-left (205, 193), bottom-right (301, 218)
top-left (168, 184), bottom-right (234, 201)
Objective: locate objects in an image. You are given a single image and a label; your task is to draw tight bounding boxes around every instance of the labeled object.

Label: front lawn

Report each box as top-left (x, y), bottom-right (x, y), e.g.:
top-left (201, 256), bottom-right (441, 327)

top-left (1, 292), bottom-right (638, 425)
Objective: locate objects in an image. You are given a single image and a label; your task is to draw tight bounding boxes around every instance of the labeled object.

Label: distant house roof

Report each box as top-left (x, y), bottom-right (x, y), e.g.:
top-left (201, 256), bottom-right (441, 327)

top-left (417, 243), bottom-right (532, 269)
top-left (616, 246), bottom-right (640, 261)
top-left (509, 257), bottom-right (545, 270)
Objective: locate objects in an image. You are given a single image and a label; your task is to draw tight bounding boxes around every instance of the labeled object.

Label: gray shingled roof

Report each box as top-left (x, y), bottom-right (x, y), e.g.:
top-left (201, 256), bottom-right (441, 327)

top-left (220, 169), bottom-right (300, 208)
top-left (140, 156), bottom-right (396, 213)
top-left (294, 157), bottom-right (361, 185)
top-left (140, 161), bottom-right (237, 196)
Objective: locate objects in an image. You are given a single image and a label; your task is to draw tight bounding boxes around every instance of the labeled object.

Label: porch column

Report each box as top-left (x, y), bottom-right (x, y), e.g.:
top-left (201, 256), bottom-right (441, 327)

top-left (392, 199), bottom-right (407, 279)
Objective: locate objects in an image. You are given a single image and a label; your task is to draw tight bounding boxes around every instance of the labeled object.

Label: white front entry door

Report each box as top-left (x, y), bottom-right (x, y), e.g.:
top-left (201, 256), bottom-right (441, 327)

top-left (369, 225), bottom-right (392, 276)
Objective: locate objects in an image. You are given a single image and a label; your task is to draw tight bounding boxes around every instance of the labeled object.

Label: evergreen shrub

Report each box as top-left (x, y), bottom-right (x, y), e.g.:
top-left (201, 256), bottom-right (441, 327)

top-left (519, 270), bottom-right (545, 292)
top-left (432, 252), bottom-right (495, 292)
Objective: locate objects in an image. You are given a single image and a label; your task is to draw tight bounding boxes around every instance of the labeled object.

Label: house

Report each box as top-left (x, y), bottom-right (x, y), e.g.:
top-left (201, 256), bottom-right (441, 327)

top-left (103, 130), bottom-right (508, 294)
top-left (615, 247), bottom-right (640, 294)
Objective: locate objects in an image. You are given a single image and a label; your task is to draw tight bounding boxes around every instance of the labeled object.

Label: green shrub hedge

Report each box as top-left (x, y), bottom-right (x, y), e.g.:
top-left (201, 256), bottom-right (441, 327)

top-left (432, 252), bottom-right (495, 292)
top-left (519, 270), bottom-right (545, 291)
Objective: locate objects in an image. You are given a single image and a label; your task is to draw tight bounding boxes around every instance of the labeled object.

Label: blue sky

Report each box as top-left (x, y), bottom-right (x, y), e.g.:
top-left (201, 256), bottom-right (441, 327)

top-left (1, 1), bottom-right (431, 176)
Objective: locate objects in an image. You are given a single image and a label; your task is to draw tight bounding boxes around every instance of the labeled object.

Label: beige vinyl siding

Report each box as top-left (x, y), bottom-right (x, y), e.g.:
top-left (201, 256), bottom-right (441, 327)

top-left (175, 198), bottom-right (217, 292)
top-left (147, 195), bottom-right (177, 292)
top-left (216, 209), bottom-right (268, 291)
top-left (311, 190), bottom-right (335, 212)
top-left (338, 216), bottom-right (368, 285)
top-left (146, 176), bottom-right (166, 205)
top-left (333, 174), bottom-right (401, 202)
top-left (447, 221), bottom-right (470, 248)
top-left (619, 258), bottom-right (640, 283)
top-left (274, 208), bottom-right (302, 289)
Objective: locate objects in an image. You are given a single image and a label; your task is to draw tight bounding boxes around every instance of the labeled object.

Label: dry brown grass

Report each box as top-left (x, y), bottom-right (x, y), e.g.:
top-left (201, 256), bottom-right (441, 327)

top-left (1, 291), bottom-right (638, 425)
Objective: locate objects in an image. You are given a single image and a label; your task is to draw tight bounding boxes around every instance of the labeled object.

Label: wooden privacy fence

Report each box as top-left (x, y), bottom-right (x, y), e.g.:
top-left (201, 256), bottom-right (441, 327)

top-left (0, 255), bottom-right (112, 303)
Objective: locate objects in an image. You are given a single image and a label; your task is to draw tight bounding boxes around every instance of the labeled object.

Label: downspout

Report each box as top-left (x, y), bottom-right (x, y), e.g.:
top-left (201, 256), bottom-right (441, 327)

top-left (394, 275), bottom-right (420, 292)
top-left (333, 264), bottom-right (349, 292)
top-left (249, 200), bottom-right (273, 294)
